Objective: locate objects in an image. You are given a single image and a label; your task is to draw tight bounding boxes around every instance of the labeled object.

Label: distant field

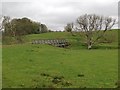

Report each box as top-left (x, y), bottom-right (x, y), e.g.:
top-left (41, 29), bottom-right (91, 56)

top-left (2, 30), bottom-right (118, 88)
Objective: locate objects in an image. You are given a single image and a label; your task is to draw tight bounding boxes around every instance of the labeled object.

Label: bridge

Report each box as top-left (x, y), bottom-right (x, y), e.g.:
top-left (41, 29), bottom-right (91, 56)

top-left (32, 39), bottom-right (70, 48)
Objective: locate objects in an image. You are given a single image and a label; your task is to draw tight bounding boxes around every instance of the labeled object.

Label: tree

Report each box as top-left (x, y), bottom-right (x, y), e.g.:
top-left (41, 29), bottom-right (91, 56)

top-left (76, 14), bottom-right (116, 49)
top-left (40, 24), bottom-right (48, 33)
top-left (0, 16), bottom-right (11, 32)
top-left (2, 16), bottom-right (14, 36)
top-left (0, 15), bottom-right (3, 31)
top-left (0, 15), bottom-right (3, 43)
top-left (64, 23), bottom-right (75, 36)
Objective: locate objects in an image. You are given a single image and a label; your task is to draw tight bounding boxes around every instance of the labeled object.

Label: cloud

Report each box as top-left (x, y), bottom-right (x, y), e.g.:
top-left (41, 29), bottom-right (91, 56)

top-left (1, 0), bottom-right (119, 30)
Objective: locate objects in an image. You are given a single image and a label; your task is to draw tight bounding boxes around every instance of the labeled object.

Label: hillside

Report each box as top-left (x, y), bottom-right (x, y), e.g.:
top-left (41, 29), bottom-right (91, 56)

top-left (24, 29), bottom-right (118, 49)
top-left (2, 29), bottom-right (118, 88)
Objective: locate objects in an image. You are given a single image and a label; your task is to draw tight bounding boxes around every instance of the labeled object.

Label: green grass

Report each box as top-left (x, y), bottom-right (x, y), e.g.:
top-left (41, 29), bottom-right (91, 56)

top-left (2, 30), bottom-right (118, 88)
top-left (0, 45), bottom-right (2, 89)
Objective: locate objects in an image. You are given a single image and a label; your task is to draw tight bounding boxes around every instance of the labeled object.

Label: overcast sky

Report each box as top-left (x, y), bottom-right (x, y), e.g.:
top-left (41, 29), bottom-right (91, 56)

top-left (1, 0), bottom-right (119, 31)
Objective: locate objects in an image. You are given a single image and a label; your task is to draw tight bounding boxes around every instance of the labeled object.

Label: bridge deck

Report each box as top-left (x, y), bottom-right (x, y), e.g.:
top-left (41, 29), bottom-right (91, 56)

top-left (32, 39), bottom-right (70, 47)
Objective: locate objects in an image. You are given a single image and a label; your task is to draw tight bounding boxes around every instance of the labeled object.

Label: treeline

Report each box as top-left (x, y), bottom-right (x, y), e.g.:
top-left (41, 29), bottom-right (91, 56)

top-left (3, 16), bottom-right (48, 36)
top-left (2, 16), bottom-right (49, 44)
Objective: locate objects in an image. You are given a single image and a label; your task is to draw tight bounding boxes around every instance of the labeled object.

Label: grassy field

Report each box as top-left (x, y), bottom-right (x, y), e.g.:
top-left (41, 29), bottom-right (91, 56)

top-left (2, 30), bottom-right (118, 88)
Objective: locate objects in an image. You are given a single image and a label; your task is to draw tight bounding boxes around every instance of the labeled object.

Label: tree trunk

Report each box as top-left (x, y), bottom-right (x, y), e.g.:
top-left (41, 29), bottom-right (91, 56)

top-left (88, 42), bottom-right (92, 50)
top-left (87, 35), bottom-right (92, 50)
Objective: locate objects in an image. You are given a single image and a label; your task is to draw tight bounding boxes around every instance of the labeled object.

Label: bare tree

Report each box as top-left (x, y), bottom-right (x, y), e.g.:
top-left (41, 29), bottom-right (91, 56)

top-left (64, 23), bottom-right (75, 36)
top-left (2, 16), bottom-right (14, 36)
top-left (0, 15), bottom-right (4, 31)
top-left (76, 14), bottom-right (116, 49)
top-left (0, 15), bottom-right (3, 43)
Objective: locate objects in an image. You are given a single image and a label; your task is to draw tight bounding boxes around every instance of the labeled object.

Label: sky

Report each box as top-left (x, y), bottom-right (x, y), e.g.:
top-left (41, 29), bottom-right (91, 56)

top-left (1, 0), bottom-right (119, 31)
